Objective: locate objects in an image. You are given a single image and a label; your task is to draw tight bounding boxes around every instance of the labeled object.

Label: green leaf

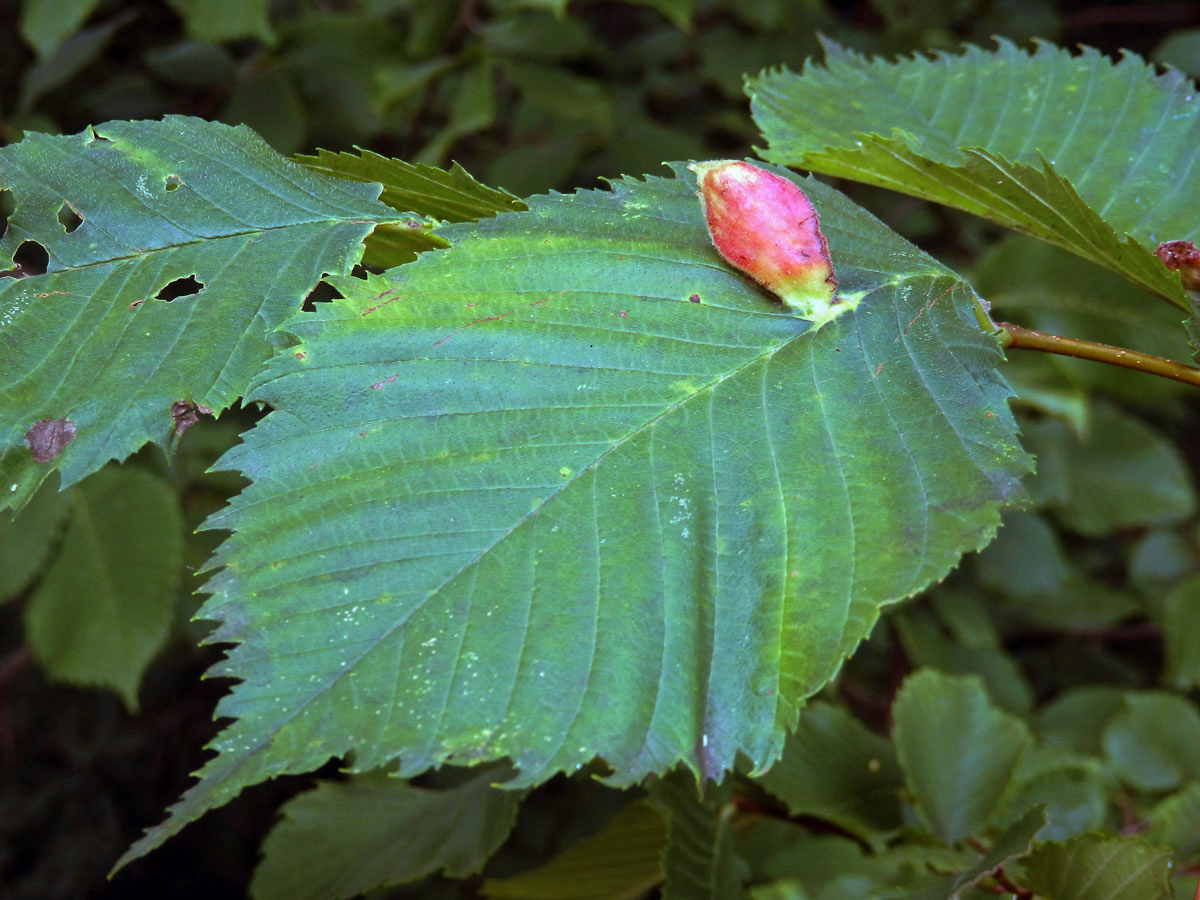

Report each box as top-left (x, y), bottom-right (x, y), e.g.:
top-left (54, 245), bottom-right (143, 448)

top-left (250, 768), bottom-right (522, 900)
top-left (1034, 687), bottom-right (1127, 757)
top-left (975, 512), bottom-right (1071, 598)
top-left (892, 669), bottom-right (1033, 841)
top-left (18, 0), bottom-right (104, 57)
top-left (999, 751), bottom-right (1109, 841)
top-left (882, 805), bottom-right (1047, 900)
top-left (1163, 575), bottom-right (1200, 690)
top-left (294, 150), bottom-right (526, 267)
top-left (18, 11), bottom-right (134, 114)
top-left (296, 150), bottom-right (524, 223)
top-left (0, 116), bottom-right (398, 512)
top-left (417, 61), bottom-right (496, 166)
top-left (741, 827), bottom-right (874, 889)
top-left (1102, 692), bottom-right (1200, 791)
top-left (478, 9), bottom-right (592, 61)
top-left (1156, 29), bottom-right (1200, 75)
top-left (1003, 580), bottom-right (1140, 633)
top-left (1129, 530), bottom-right (1197, 599)
top-left (1021, 404), bottom-right (1196, 537)
top-left (748, 41), bottom-right (1199, 312)
top-left (893, 605), bottom-right (1033, 714)
top-left (626, 0), bottom-right (698, 31)
top-left (222, 68), bottom-right (307, 155)
top-left (116, 163), bottom-right (1029, 867)
top-left (1142, 787), bottom-right (1200, 864)
top-left (0, 474), bottom-right (68, 598)
top-left (648, 773), bottom-right (747, 900)
top-left (23, 465), bottom-right (183, 710)
top-left (747, 879), bottom-right (811, 900)
top-left (503, 62), bottom-right (615, 135)
top-left (144, 40), bottom-right (236, 90)
top-left (1144, 782), bottom-right (1200, 862)
top-left (754, 701), bottom-right (904, 843)
top-left (976, 513), bottom-right (1140, 630)
top-left (1000, 352), bottom-right (1089, 434)
top-left (165, 0), bottom-right (274, 45)
top-left (482, 800), bottom-right (665, 900)
top-left (1022, 834), bottom-right (1173, 900)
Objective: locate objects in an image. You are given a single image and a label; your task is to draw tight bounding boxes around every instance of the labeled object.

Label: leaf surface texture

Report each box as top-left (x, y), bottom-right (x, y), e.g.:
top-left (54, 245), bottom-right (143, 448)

top-left (749, 42), bottom-right (1200, 312)
top-left (0, 116), bottom-right (397, 510)
top-left (118, 163), bottom-right (1030, 865)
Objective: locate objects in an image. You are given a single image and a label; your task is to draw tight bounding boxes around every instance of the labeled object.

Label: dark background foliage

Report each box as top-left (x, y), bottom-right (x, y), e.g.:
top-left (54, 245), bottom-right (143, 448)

top-left (3, 1), bottom-right (1200, 897)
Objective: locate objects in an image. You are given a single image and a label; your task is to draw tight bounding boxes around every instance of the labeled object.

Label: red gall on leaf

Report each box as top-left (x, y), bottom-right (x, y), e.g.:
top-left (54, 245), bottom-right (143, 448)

top-left (170, 400), bottom-right (214, 436)
top-left (25, 417), bottom-right (76, 463)
top-left (1156, 240), bottom-right (1200, 292)
top-left (689, 160), bottom-right (846, 327)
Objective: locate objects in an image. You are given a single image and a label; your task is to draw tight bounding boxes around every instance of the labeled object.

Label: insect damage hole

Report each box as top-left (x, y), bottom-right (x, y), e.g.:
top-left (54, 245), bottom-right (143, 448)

top-left (164, 174), bottom-right (182, 192)
top-left (302, 276), bottom-right (342, 312)
top-left (0, 189), bottom-right (13, 240)
top-left (57, 202), bottom-right (83, 233)
top-left (2, 240), bottom-right (49, 278)
top-left (155, 275), bottom-right (204, 301)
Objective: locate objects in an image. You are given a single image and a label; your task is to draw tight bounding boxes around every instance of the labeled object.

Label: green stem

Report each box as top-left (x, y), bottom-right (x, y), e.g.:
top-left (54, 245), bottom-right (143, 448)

top-left (996, 322), bottom-right (1200, 389)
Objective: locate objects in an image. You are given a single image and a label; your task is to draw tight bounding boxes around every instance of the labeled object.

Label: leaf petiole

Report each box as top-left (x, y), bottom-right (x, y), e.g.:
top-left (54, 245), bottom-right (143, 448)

top-left (995, 321), bottom-right (1200, 389)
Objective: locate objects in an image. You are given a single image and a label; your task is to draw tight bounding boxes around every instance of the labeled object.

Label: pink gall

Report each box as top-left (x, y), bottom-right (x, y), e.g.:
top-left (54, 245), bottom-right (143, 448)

top-left (689, 160), bottom-right (845, 326)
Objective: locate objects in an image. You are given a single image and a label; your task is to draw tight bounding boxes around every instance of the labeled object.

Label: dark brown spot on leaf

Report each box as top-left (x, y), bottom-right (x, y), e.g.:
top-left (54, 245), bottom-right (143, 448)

top-left (170, 400), bottom-right (213, 436)
top-left (25, 418), bottom-right (76, 462)
top-left (688, 293), bottom-right (701, 303)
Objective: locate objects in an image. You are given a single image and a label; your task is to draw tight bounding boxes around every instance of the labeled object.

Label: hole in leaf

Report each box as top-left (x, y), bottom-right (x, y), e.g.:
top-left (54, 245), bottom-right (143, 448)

top-left (164, 174), bottom-right (182, 192)
top-left (0, 189), bottom-right (13, 240)
top-left (4, 240), bottom-right (49, 278)
top-left (57, 202), bottom-right (83, 233)
top-left (302, 276), bottom-right (342, 312)
top-left (86, 132), bottom-right (113, 147)
top-left (155, 275), bottom-right (204, 301)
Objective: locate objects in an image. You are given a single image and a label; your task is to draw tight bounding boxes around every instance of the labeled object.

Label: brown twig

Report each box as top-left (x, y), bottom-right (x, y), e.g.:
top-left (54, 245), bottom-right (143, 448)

top-left (996, 322), bottom-right (1200, 388)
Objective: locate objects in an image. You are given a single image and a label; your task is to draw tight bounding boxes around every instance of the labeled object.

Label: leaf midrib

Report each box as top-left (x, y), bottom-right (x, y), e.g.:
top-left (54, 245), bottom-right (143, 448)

top-left (215, 305), bottom-right (836, 775)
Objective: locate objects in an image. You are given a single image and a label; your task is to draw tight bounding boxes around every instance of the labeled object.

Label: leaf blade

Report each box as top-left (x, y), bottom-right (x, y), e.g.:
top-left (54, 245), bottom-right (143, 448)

top-left (1022, 834), bottom-right (1173, 900)
top-left (748, 41), bottom-right (1200, 311)
top-left (23, 465), bottom-right (183, 709)
top-left (891, 669), bottom-right (1033, 842)
top-left (250, 769), bottom-right (522, 900)
top-left (117, 164), bottom-right (1030, 867)
top-left (0, 117), bottom-right (398, 511)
